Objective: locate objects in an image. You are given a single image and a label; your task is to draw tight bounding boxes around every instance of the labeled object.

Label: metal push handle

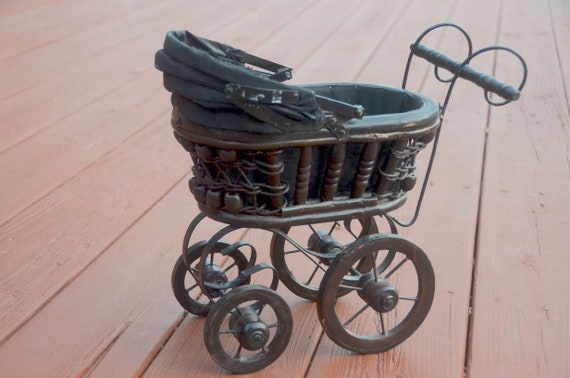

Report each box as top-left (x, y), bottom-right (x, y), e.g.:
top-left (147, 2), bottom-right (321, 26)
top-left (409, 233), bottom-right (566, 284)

top-left (393, 23), bottom-right (527, 229)
top-left (402, 23), bottom-right (527, 108)
top-left (411, 43), bottom-right (521, 102)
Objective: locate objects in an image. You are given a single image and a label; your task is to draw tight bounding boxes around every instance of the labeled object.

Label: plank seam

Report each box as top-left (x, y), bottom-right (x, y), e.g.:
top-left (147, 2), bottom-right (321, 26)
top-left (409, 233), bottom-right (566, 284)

top-left (285, 0), bottom-right (367, 74)
top-left (81, 321), bottom-right (132, 377)
top-left (0, 167), bottom-right (189, 348)
top-left (0, 65), bottom-right (155, 155)
top-left (0, 0), bottom-right (160, 63)
top-left (0, 106), bottom-right (169, 231)
top-left (547, 0), bottom-right (570, 183)
top-left (136, 312), bottom-right (189, 377)
top-left (547, 0), bottom-right (570, 116)
top-left (463, 0), bottom-right (505, 375)
top-left (352, 0), bottom-right (413, 81)
top-left (303, 327), bottom-right (326, 378)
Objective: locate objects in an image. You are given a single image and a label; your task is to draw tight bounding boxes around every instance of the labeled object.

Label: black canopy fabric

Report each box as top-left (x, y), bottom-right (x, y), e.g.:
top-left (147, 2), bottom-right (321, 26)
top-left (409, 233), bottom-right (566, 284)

top-left (155, 30), bottom-right (328, 134)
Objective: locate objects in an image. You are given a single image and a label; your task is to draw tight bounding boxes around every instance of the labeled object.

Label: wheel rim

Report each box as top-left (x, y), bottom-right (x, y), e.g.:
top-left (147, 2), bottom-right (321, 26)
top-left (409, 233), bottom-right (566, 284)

top-left (204, 285), bottom-right (293, 374)
top-left (317, 234), bottom-right (435, 354)
top-left (270, 218), bottom-right (380, 301)
top-left (171, 240), bottom-right (250, 316)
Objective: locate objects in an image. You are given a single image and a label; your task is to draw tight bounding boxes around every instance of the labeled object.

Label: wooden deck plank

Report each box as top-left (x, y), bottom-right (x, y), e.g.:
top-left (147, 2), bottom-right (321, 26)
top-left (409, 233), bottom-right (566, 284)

top-left (288, 0), bottom-right (410, 83)
top-left (0, 0), bottom-right (259, 227)
top-left (0, 33), bottom-right (158, 153)
top-left (0, 118), bottom-right (189, 343)
top-left (0, 0), bottom-right (157, 61)
top-left (0, 183), bottom-right (190, 376)
top-left (549, 0), bottom-right (570, 109)
top-left (0, 71), bottom-right (168, 226)
top-left (0, 0), bottom-right (250, 153)
top-left (356, 0), bottom-right (457, 88)
top-left (248, 0), bottom-right (369, 69)
top-left (468, 0), bottom-right (570, 376)
top-left (0, 0), bottom-right (69, 19)
top-left (0, 0), bottom-right (208, 100)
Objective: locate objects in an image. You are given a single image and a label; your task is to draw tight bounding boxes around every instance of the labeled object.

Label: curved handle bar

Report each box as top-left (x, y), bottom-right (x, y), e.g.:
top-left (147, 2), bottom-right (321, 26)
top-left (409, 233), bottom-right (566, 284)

top-left (394, 23), bottom-right (528, 229)
top-left (411, 43), bottom-right (521, 102)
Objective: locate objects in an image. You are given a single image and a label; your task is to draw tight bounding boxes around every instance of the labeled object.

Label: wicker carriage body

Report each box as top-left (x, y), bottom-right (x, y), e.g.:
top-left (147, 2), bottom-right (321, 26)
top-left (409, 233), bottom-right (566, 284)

top-left (171, 83), bottom-right (440, 228)
top-left (155, 30), bottom-right (441, 228)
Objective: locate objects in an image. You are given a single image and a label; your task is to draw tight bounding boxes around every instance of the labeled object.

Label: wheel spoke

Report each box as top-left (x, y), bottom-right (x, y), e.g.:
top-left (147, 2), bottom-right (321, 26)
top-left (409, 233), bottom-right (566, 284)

top-left (284, 242), bottom-right (326, 271)
top-left (372, 251), bottom-right (379, 281)
top-left (301, 252), bottom-right (327, 273)
top-left (233, 345), bottom-right (243, 359)
top-left (256, 304), bottom-right (265, 316)
top-left (327, 221), bottom-right (341, 235)
top-left (384, 256), bottom-right (409, 279)
top-left (284, 248), bottom-right (301, 256)
top-left (224, 261), bottom-right (238, 273)
top-left (338, 283), bottom-right (361, 291)
top-left (342, 303), bottom-right (370, 327)
top-left (189, 267), bottom-right (199, 279)
top-left (308, 224), bottom-right (321, 238)
top-left (399, 296), bottom-right (419, 302)
top-left (305, 264), bottom-right (321, 286)
top-left (186, 283), bottom-right (199, 294)
top-left (344, 219), bottom-right (359, 240)
top-left (348, 266), bottom-right (363, 275)
top-left (379, 312), bottom-right (387, 335)
top-left (219, 328), bottom-right (236, 335)
top-left (288, 246), bottom-right (328, 273)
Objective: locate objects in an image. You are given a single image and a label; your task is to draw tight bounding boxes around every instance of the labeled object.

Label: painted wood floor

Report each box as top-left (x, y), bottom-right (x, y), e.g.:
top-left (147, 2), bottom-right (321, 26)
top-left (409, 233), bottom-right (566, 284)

top-left (0, 0), bottom-right (568, 376)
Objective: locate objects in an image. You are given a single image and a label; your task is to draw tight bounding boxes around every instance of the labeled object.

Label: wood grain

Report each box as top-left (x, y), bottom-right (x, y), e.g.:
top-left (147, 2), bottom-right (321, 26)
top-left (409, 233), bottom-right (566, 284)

top-left (0, 0), bottom-right (568, 376)
top-left (468, 0), bottom-right (570, 376)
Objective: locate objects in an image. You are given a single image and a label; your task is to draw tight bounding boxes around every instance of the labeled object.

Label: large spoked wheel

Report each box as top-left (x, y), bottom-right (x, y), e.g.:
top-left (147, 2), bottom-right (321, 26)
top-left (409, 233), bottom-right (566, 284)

top-left (317, 234), bottom-right (435, 354)
top-left (204, 285), bottom-right (293, 374)
top-left (270, 218), bottom-right (381, 301)
top-left (171, 240), bottom-right (250, 316)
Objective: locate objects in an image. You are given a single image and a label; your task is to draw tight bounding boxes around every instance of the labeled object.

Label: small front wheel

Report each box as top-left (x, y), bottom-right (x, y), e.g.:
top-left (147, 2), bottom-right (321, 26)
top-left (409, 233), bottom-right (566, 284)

top-left (171, 240), bottom-right (250, 316)
top-left (317, 234), bottom-right (435, 354)
top-left (204, 285), bottom-right (293, 374)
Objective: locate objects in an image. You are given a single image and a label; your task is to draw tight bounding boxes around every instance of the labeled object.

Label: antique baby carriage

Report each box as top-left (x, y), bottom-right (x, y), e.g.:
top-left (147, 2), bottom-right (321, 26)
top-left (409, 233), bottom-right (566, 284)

top-left (155, 23), bottom-right (526, 373)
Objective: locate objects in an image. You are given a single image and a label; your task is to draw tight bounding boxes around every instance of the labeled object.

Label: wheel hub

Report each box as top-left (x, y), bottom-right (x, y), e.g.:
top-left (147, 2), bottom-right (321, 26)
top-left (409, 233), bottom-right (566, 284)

top-left (229, 306), bottom-right (270, 351)
top-left (357, 272), bottom-right (399, 313)
top-left (308, 231), bottom-right (343, 265)
top-left (202, 259), bottom-right (228, 298)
